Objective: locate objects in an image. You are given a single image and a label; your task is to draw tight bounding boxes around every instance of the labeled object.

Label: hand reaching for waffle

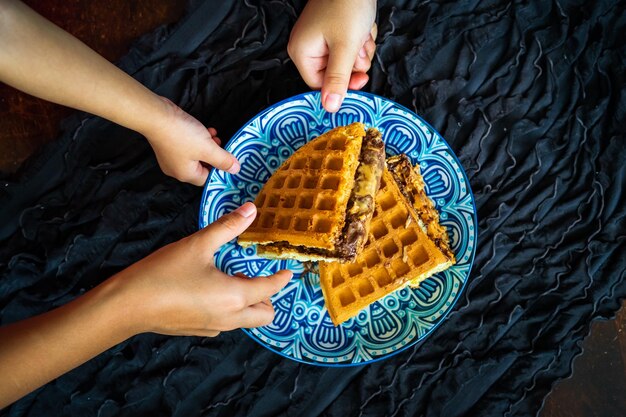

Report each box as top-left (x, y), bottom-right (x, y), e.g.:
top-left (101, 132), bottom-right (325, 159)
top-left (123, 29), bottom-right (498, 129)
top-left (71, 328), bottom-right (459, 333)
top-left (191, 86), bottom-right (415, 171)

top-left (143, 97), bottom-right (241, 186)
top-left (0, 202), bottom-right (293, 408)
top-left (112, 202), bottom-right (293, 336)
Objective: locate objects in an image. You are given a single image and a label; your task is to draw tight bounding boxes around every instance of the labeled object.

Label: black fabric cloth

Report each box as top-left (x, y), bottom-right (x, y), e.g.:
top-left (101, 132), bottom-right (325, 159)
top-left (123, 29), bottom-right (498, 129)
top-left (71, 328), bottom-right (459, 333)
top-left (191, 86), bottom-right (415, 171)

top-left (1, 0), bottom-right (625, 415)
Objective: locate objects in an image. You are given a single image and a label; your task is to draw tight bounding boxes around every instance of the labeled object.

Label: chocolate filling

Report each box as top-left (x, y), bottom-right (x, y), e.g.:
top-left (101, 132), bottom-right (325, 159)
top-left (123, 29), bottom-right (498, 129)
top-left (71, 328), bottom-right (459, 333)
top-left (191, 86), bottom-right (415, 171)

top-left (258, 128), bottom-right (385, 261)
top-left (260, 241), bottom-right (340, 257)
top-left (387, 154), bottom-right (455, 260)
top-left (334, 129), bottom-right (385, 259)
top-left (387, 154), bottom-right (417, 206)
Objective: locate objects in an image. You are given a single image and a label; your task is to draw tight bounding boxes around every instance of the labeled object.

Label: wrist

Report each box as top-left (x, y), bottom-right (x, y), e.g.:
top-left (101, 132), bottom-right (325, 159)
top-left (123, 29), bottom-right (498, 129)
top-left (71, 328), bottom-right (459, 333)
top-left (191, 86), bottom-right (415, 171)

top-left (90, 273), bottom-right (147, 339)
top-left (130, 93), bottom-right (175, 142)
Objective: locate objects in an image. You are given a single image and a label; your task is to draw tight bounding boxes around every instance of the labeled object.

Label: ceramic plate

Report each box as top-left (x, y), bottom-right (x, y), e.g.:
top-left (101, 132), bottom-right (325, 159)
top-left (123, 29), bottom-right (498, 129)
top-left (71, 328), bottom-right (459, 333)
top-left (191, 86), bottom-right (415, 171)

top-left (199, 91), bottom-right (477, 366)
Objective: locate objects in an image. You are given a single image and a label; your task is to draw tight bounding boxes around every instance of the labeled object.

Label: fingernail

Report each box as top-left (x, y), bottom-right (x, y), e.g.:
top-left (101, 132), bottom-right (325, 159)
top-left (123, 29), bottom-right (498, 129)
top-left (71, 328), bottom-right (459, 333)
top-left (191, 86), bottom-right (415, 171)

top-left (236, 202), bottom-right (256, 218)
top-left (359, 47), bottom-right (367, 58)
top-left (325, 94), bottom-right (343, 112)
top-left (228, 158), bottom-right (240, 174)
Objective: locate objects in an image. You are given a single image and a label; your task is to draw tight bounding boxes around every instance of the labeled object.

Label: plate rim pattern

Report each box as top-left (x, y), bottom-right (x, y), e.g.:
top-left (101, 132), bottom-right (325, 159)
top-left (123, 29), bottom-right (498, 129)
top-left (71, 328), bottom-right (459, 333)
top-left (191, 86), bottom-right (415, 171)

top-left (199, 90), bottom-right (478, 367)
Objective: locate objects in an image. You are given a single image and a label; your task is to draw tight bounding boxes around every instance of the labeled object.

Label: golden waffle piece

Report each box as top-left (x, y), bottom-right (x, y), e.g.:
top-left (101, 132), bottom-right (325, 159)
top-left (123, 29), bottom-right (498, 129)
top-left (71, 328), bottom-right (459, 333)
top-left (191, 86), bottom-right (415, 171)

top-left (386, 154), bottom-right (456, 286)
top-left (319, 165), bottom-right (455, 326)
top-left (238, 122), bottom-right (377, 262)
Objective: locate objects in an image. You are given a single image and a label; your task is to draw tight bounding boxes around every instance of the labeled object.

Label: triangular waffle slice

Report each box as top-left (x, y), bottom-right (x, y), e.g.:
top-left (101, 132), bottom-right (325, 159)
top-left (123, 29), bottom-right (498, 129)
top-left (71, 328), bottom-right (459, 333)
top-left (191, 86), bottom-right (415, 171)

top-left (386, 154), bottom-right (456, 286)
top-left (238, 122), bottom-right (385, 262)
top-left (319, 158), bottom-right (455, 325)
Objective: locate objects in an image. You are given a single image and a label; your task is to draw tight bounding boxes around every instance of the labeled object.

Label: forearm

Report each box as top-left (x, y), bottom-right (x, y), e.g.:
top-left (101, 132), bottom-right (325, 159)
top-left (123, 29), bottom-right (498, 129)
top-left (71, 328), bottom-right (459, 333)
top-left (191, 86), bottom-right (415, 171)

top-left (0, 275), bottom-right (138, 408)
top-left (0, 0), bottom-right (167, 136)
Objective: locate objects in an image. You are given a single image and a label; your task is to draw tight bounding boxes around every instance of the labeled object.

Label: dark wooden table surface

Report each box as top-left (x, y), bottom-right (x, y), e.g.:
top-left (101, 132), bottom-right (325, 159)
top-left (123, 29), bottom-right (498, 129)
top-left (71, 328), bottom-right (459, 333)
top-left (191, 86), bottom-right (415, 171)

top-left (1, 2), bottom-right (624, 416)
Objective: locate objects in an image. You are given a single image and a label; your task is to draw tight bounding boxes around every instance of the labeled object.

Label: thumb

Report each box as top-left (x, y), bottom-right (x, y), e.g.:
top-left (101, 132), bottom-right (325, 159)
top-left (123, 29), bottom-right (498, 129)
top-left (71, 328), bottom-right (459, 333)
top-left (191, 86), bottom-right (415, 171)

top-left (200, 139), bottom-right (241, 175)
top-left (322, 42), bottom-right (360, 112)
top-left (201, 202), bottom-right (257, 251)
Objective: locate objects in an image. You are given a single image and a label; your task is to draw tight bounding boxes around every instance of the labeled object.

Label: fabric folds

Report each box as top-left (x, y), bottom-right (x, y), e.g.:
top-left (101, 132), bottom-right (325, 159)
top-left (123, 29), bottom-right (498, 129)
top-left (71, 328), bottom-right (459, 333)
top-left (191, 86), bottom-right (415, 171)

top-left (1, 0), bottom-right (624, 416)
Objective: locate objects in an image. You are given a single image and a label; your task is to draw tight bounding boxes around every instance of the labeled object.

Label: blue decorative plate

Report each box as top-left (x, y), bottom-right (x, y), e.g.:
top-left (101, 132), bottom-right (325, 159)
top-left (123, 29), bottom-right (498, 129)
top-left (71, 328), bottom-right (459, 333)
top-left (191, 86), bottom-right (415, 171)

top-left (199, 91), bottom-right (477, 366)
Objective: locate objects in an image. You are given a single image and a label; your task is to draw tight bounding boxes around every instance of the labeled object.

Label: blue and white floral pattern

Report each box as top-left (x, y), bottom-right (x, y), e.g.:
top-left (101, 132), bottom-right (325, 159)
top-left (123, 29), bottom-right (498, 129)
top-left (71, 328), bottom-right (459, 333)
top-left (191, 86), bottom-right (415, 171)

top-left (199, 91), bottom-right (477, 366)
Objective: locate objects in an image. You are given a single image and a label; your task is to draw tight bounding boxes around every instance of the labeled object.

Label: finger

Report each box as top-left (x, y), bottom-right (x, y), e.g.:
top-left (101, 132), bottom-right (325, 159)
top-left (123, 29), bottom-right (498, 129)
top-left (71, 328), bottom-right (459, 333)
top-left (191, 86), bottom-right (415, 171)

top-left (348, 73), bottom-right (369, 90)
top-left (364, 36), bottom-right (376, 62)
top-left (188, 163), bottom-right (211, 187)
top-left (237, 301), bottom-right (276, 328)
top-left (353, 37), bottom-right (376, 74)
top-left (370, 23), bottom-right (378, 41)
top-left (207, 127), bottom-right (221, 145)
top-left (235, 274), bottom-right (276, 307)
top-left (294, 60), bottom-right (325, 90)
top-left (200, 202), bottom-right (257, 250)
top-left (200, 138), bottom-right (240, 174)
top-left (353, 54), bottom-right (372, 74)
top-left (237, 269), bottom-right (293, 306)
top-left (294, 60), bottom-right (325, 89)
top-left (288, 40), bottom-right (326, 89)
top-left (322, 42), bottom-right (361, 112)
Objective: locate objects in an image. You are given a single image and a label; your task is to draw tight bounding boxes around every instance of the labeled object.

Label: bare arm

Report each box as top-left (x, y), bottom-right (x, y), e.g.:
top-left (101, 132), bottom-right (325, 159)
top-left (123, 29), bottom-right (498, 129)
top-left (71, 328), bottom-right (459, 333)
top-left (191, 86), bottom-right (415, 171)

top-left (0, 0), bottom-right (165, 134)
top-left (0, 203), bottom-right (292, 408)
top-left (0, 0), bottom-right (239, 185)
top-left (0, 275), bottom-right (136, 406)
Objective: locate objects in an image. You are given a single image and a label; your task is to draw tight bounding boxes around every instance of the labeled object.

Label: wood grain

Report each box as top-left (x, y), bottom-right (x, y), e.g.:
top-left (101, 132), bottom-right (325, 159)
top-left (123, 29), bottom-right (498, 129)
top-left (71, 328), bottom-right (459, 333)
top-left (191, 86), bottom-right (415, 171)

top-left (541, 300), bottom-right (626, 417)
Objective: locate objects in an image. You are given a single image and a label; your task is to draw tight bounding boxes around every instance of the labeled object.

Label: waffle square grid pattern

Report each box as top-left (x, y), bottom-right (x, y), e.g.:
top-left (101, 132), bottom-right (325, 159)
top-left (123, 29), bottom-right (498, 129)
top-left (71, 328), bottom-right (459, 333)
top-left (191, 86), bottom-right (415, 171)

top-left (324, 176), bottom-right (433, 311)
top-left (251, 135), bottom-right (350, 234)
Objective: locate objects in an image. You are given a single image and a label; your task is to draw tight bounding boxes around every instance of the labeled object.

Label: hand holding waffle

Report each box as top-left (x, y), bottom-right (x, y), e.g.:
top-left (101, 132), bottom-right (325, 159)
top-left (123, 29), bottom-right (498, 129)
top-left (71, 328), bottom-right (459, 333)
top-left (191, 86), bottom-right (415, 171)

top-left (116, 202), bottom-right (293, 336)
top-left (0, 203), bottom-right (292, 407)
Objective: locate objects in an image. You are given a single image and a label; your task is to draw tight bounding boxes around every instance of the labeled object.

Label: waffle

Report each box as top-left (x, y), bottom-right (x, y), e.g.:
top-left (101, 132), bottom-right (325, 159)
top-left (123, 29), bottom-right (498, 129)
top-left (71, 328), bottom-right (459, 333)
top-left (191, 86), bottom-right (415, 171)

top-left (386, 154), bottom-right (456, 286)
top-left (319, 162), bottom-right (455, 325)
top-left (238, 123), bottom-right (385, 262)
